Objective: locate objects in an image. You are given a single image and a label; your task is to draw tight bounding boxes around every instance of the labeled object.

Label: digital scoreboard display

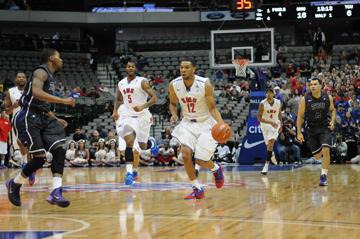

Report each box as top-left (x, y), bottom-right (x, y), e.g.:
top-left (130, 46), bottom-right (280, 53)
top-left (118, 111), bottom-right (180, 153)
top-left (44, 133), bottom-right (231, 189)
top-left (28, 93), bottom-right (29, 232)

top-left (255, 4), bottom-right (360, 21)
top-left (231, 0), bottom-right (256, 12)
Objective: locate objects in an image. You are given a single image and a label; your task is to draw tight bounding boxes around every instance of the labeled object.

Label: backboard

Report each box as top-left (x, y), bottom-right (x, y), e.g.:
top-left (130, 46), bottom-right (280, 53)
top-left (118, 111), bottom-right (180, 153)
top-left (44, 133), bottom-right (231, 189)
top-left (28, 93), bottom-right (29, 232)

top-left (210, 28), bottom-right (275, 69)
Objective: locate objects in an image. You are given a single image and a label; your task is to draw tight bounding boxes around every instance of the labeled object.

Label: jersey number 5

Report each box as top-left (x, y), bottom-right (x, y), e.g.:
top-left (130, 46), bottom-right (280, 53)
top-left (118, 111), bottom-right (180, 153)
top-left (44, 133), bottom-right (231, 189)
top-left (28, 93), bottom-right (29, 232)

top-left (127, 95), bottom-right (132, 103)
top-left (187, 103), bottom-right (196, 113)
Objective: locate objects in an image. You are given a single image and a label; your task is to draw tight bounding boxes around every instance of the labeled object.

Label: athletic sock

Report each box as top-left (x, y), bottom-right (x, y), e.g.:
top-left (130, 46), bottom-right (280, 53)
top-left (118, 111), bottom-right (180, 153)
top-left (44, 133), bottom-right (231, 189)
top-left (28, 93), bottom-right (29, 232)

top-left (321, 168), bottom-right (328, 175)
top-left (191, 180), bottom-right (202, 190)
top-left (126, 164), bottom-right (133, 174)
top-left (210, 163), bottom-right (219, 172)
top-left (14, 173), bottom-right (27, 185)
top-left (52, 177), bottom-right (62, 191)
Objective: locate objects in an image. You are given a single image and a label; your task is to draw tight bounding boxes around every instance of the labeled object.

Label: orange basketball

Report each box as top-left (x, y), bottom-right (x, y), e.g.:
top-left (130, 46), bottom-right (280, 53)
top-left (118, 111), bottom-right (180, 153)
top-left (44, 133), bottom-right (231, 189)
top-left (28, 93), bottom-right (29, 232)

top-left (211, 122), bottom-right (232, 143)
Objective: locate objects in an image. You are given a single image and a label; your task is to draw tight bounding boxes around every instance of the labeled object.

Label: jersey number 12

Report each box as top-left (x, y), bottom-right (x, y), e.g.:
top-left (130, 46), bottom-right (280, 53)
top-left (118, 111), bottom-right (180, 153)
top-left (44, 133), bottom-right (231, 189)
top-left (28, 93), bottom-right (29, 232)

top-left (187, 103), bottom-right (196, 113)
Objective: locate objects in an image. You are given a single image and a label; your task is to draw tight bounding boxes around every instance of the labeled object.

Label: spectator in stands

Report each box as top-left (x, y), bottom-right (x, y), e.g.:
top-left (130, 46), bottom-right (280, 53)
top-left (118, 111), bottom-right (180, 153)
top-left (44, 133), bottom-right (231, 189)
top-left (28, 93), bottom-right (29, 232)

top-left (94, 138), bottom-right (107, 166)
top-left (221, 105), bottom-right (234, 121)
top-left (73, 127), bottom-right (87, 142)
top-left (7, 0), bottom-right (19, 10)
top-left (96, 126), bottom-right (107, 139)
top-left (69, 87), bottom-right (80, 98)
top-left (283, 105), bottom-right (297, 123)
top-left (287, 89), bottom-right (301, 115)
top-left (104, 139), bottom-right (121, 166)
top-left (137, 55), bottom-right (148, 71)
top-left (277, 119), bottom-right (300, 164)
top-left (87, 87), bottom-right (99, 98)
top-left (51, 32), bottom-right (61, 50)
top-left (104, 101), bottom-right (113, 113)
top-left (313, 27), bottom-right (326, 55)
top-left (80, 87), bottom-right (87, 97)
top-left (157, 140), bottom-right (176, 166)
top-left (335, 134), bottom-right (348, 164)
top-left (106, 130), bottom-right (116, 144)
top-left (89, 130), bottom-right (100, 164)
top-left (71, 139), bottom-right (89, 167)
top-left (0, 111), bottom-right (11, 168)
top-left (216, 143), bottom-right (231, 163)
top-left (274, 86), bottom-right (283, 102)
top-left (232, 142), bottom-right (241, 163)
top-left (97, 82), bottom-right (109, 93)
top-left (65, 140), bottom-right (77, 166)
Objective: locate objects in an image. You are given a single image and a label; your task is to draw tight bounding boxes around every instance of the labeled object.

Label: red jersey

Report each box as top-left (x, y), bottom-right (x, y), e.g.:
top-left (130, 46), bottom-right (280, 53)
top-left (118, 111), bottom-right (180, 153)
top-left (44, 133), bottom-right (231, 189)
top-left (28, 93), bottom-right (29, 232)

top-left (0, 117), bottom-right (11, 142)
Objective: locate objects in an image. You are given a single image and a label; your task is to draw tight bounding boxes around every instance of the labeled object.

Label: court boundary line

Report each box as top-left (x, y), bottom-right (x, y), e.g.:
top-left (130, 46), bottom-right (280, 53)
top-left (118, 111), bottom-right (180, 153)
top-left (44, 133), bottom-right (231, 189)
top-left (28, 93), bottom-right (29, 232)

top-left (0, 214), bottom-right (90, 238)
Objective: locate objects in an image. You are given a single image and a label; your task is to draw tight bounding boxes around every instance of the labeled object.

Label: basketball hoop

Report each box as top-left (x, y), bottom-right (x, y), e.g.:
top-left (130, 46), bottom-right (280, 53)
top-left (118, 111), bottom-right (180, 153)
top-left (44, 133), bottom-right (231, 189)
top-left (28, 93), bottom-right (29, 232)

top-left (232, 59), bottom-right (249, 78)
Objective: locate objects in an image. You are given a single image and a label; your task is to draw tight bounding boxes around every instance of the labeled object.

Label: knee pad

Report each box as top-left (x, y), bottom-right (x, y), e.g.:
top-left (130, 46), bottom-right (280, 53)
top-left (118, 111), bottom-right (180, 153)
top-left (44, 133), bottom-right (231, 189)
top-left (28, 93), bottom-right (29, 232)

top-left (22, 156), bottom-right (46, 177)
top-left (51, 146), bottom-right (66, 175)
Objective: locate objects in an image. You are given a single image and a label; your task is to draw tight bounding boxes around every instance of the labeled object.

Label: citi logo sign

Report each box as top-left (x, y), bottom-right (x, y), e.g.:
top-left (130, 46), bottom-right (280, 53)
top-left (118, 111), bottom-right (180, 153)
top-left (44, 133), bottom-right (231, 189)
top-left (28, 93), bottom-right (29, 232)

top-left (248, 125), bottom-right (262, 134)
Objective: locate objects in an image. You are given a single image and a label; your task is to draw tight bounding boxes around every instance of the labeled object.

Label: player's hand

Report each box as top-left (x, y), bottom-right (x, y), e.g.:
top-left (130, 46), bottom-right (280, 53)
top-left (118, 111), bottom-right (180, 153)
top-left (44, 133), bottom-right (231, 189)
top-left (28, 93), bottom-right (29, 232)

top-left (296, 133), bottom-right (304, 143)
top-left (328, 121), bottom-right (335, 130)
top-left (57, 118), bottom-right (68, 128)
top-left (112, 112), bottom-right (119, 121)
top-left (133, 105), bottom-right (143, 112)
top-left (63, 97), bottom-right (75, 107)
top-left (170, 115), bottom-right (178, 124)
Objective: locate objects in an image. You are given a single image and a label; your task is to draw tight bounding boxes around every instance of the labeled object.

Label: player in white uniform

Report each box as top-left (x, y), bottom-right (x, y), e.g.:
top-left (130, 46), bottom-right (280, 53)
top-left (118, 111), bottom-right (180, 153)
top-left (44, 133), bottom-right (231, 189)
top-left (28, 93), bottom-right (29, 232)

top-left (112, 61), bottom-right (157, 186)
top-left (257, 88), bottom-right (282, 175)
top-left (4, 72), bottom-right (28, 167)
top-left (169, 58), bottom-right (225, 200)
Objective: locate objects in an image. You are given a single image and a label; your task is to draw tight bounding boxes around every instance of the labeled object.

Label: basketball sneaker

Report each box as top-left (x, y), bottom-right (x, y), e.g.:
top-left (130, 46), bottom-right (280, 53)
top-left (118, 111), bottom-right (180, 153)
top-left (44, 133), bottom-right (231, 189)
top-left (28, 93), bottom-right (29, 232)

top-left (319, 174), bottom-right (328, 186)
top-left (213, 163), bottom-right (224, 189)
top-left (6, 179), bottom-right (22, 206)
top-left (184, 187), bottom-right (205, 200)
top-left (149, 137), bottom-right (159, 157)
top-left (46, 187), bottom-right (70, 208)
top-left (132, 170), bottom-right (138, 181)
top-left (125, 172), bottom-right (134, 186)
top-left (28, 172), bottom-right (36, 186)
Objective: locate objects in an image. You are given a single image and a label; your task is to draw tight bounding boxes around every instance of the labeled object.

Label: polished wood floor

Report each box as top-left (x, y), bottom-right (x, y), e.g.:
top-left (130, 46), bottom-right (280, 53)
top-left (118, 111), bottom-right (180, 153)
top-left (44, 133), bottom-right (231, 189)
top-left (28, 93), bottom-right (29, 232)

top-left (0, 165), bottom-right (360, 239)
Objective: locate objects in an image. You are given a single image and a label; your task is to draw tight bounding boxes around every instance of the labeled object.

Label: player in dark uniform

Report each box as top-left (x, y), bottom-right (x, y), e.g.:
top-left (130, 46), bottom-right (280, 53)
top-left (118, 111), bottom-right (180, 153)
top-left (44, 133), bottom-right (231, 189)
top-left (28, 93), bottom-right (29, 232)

top-left (5, 48), bottom-right (75, 207)
top-left (296, 78), bottom-right (336, 186)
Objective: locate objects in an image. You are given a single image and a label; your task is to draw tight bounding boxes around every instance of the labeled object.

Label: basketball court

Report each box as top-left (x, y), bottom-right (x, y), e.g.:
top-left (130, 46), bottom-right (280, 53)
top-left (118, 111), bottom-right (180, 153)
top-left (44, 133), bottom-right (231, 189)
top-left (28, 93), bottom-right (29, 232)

top-left (1, 165), bottom-right (359, 238)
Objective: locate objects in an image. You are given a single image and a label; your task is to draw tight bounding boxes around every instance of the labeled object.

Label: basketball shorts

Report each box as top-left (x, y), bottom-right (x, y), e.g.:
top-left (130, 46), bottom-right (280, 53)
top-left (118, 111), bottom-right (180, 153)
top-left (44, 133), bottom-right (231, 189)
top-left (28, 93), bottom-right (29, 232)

top-left (307, 127), bottom-right (333, 155)
top-left (260, 123), bottom-right (280, 145)
top-left (116, 112), bottom-right (152, 151)
top-left (172, 117), bottom-right (217, 161)
top-left (14, 109), bottom-right (66, 154)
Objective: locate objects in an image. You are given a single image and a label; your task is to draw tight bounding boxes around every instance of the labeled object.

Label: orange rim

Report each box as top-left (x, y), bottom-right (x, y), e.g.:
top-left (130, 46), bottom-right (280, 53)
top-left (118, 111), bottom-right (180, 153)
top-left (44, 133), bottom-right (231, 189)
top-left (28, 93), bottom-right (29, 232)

top-left (232, 59), bottom-right (249, 66)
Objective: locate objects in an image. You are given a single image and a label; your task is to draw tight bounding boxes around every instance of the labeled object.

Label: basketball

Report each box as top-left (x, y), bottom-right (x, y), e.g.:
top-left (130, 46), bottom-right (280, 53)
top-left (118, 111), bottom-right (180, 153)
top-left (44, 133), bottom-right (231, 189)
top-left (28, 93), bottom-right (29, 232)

top-left (211, 122), bottom-right (232, 143)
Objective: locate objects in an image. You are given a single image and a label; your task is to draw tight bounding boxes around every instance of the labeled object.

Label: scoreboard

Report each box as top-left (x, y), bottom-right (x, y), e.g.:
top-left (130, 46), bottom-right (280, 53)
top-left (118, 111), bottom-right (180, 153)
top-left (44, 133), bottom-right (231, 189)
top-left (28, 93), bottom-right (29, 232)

top-left (255, 4), bottom-right (360, 21)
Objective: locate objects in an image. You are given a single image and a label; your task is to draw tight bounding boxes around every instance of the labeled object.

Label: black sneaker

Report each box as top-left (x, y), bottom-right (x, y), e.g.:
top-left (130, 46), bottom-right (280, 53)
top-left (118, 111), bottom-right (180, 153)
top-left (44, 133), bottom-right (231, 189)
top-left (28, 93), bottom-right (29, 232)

top-left (6, 179), bottom-right (22, 206)
top-left (319, 174), bottom-right (328, 186)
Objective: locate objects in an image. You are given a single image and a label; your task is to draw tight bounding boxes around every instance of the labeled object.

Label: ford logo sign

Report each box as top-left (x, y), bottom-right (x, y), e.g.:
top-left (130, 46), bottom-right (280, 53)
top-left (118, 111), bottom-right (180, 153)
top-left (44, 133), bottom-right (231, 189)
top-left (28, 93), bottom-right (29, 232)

top-left (231, 12), bottom-right (249, 18)
top-left (206, 12), bottom-right (225, 20)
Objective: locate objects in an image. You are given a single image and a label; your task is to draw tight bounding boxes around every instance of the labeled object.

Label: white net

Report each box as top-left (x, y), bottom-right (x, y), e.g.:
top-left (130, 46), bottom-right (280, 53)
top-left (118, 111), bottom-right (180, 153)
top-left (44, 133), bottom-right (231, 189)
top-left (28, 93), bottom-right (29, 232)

top-left (232, 59), bottom-right (249, 77)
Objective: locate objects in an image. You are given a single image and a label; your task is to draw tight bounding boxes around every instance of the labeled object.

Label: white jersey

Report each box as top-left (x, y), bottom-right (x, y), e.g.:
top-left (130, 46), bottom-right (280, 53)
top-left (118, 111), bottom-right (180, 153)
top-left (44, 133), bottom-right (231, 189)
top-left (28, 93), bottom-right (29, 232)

top-left (9, 86), bottom-right (23, 114)
top-left (172, 75), bottom-right (210, 122)
top-left (117, 76), bottom-right (150, 116)
top-left (260, 98), bottom-right (281, 124)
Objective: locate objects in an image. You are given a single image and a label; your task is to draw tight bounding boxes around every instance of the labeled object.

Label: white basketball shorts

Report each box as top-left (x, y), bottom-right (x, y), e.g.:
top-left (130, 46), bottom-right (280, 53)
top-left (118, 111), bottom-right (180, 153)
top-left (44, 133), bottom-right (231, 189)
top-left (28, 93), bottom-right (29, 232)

top-left (172, 117), bottom-right (217, 161)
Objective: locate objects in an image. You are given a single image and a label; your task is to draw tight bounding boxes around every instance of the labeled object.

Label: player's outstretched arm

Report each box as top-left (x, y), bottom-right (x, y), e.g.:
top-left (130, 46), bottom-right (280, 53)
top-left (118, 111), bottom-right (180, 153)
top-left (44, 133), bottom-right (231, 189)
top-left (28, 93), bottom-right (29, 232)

top-left (134, 79), bottom-right (157, 111)
top-left (296, 96), bottom-right (305, 142)
top-left (32, 69), bottom-right (75, 106)
top-left (205, 81), bottom-right (224, 124)
top-left (168, 82), bottom-right (179, 124)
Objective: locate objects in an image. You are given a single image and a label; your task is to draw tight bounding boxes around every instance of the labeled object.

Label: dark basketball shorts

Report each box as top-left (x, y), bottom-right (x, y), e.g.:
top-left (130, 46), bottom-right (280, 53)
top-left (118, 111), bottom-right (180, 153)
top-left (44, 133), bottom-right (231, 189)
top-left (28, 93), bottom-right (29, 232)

top-left (307, 127), bottom-right (333, 155)
top-left (13, 109), bottom-right (66, 154)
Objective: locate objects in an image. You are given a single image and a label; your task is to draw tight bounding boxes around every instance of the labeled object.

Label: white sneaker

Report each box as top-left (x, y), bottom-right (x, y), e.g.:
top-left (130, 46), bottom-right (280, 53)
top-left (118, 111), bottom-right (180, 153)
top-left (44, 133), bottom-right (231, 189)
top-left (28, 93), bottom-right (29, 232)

top-left (261, 165), bottom-right (268, 175)
top-left (270, 153), bottom-right (278, 165)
